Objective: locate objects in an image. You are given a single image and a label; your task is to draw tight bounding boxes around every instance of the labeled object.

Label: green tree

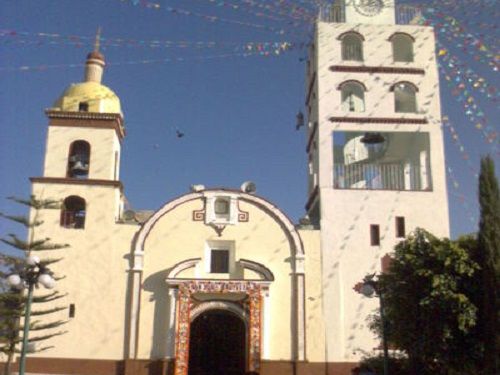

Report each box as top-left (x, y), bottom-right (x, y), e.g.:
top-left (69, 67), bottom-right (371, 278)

top-left (374, 229), bottom-right (479, 375)
top-left (0, 196), bottom-right (69, 375)
top-left (475, 155), bottom-right (500, 374)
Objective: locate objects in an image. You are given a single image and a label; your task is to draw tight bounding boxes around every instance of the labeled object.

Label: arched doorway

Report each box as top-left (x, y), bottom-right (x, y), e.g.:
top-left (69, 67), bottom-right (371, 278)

top-left (188, 309), bottom-right (246, 375)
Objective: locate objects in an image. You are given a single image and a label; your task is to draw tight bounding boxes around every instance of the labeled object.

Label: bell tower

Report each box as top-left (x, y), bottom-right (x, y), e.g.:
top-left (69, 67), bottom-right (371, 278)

top-left (306, 0), bottom-right (450, 369)
top-left (31, 30), bottom-right (125, 227)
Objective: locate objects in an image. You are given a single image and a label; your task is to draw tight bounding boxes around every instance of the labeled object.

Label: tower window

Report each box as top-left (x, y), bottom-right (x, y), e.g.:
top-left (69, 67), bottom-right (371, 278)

top-left (78, 102), bottom-right (89, 112)
top-left (391, 33), bottom-right (414, 63)
top-left (60, 196), bottom-right (86, 229)
top-left (67, 140), bottom-right (90, 179)
top-left (210, 249), bottom-right (229, 273)
top-left (341, 33), bottom-right (364, 61)
top-left (395, 217), bottom-right (406, 238)
top-left (370, 225), bottom-right (380, 246)
top-left (339, 80), bottom-right (366, 112)
top-left (392, 82), bottom-right (418, 113)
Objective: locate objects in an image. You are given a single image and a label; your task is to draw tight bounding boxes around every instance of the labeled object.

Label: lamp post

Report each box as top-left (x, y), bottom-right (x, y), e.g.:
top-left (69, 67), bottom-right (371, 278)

top-left (7, 255), bottom-right (56, 375)
top-left (357, 275), bottom-right (389, 375)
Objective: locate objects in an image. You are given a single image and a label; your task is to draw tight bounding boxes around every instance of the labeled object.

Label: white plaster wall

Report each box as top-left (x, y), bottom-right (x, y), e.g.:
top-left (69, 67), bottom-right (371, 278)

top-left (313, 21), bottom-right (450, 362)
top-left (43, 126), bottom-right (121, 181)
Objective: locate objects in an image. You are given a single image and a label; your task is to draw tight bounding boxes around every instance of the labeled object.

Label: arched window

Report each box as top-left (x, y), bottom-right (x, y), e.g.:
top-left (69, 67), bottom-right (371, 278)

top-left (391, 33), bottom-right (414, 62)
top-left (60, 196), bottom-right (86, 229)
top-left (67, 141), bottom-right (90, 179)
top-left (392, 82), bottom-right (418, 113)
top-left (340, 81), bottom-right (366, 112)
top-left (341, 33), bottom-right (364, 61)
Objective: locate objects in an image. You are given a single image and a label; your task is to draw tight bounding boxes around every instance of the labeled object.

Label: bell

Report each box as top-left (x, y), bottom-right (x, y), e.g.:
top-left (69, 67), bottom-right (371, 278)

top-left (71, 161), bottom-right (89, 175)
top-left (296, 111), bottom-right (304, 130)
top-left (360, 132), bottom-right (385, 144)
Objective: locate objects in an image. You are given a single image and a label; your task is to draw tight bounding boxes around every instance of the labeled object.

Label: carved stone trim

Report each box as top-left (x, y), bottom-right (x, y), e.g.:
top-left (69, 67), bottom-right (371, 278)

top-left (192, 209), bottom-right (205, 221)
top-left (174, 281), bottom-right (262, 375)
top-left (239, 259), bottom-right (275, 281)
top-left (208, 223), bottom-right (226, 237)
top-left (329, 116), bottom-right (428, 124)
top-left (167, 258), bottom-right (202, 279)
top-left (237, 201), bottom-right (249, 222)
top-left (190, 300), bottom-right (247, 321)
top-left (330, 65), bottom-right (425, 75)
top-left (30, 177), bottom-right (123, 190)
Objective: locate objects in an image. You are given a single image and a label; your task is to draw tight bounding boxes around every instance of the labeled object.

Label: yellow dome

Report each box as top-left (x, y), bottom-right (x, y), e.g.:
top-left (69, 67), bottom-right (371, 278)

top-left (51, 81), bottom-right (121, 114)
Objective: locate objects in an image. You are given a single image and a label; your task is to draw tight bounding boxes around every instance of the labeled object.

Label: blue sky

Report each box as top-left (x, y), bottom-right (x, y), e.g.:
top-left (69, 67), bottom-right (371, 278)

top-left (0, 0), bottom-right (498, 241)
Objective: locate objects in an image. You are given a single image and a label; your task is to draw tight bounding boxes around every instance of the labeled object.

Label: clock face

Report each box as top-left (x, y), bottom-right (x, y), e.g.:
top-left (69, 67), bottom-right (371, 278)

top-left (353, 0), bottom-right (385, 17)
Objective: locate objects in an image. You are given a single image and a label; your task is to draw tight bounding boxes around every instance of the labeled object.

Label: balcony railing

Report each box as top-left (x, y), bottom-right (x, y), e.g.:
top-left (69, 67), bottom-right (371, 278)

top-left (319, 5), bottom-right (422, 25)
top-left (334, 163), bottom-right (430, 191)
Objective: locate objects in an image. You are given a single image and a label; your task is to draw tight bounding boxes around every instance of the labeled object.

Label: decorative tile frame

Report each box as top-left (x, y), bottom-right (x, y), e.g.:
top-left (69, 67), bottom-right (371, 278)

top-left (174, 281), bottom-right (262, 375)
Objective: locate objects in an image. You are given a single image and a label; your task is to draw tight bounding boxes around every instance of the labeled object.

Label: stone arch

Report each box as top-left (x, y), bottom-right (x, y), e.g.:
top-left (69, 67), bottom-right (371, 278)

top-left (127, 190), bottom-right (307, 361)
top-left (132, 190), bottom-right (305, 264)
top-left (190, 301), bottom-right (248, 322)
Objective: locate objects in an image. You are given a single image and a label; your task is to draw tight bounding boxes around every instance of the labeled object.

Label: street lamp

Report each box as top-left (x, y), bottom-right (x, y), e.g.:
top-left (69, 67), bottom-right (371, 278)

top-left (7, 255), bottom-right (56, 375)
top-left (356, 274), bottom-right (389, 375)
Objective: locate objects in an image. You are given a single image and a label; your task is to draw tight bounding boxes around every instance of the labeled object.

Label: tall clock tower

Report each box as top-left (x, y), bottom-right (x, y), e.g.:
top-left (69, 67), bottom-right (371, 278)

top-left (306, 0), bottom-right (449, 371)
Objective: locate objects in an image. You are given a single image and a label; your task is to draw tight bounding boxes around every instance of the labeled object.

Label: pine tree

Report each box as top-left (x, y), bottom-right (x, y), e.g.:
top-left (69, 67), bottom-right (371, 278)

top-left (0, 196), bottom-right (69, 375)
top-left (476, 155), bottom-right (500, 374)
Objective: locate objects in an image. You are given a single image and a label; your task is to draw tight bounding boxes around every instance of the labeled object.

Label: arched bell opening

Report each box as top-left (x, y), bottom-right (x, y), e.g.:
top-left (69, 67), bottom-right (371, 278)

top-left (188, 309), bottom-right (246, 375)
top-left (67, 140), bottom-right (90, 179)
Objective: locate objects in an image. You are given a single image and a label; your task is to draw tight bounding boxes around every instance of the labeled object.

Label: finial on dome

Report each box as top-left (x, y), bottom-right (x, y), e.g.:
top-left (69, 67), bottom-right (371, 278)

top-left (94, 26), bottom-right (101, 53)
top-left (84, 27), bottom-right (105, 83)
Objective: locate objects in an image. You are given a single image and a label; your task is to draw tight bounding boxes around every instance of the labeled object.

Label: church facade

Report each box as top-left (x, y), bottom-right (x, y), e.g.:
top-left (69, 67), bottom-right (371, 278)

top-left (6, 1), bottom-right (449, 374)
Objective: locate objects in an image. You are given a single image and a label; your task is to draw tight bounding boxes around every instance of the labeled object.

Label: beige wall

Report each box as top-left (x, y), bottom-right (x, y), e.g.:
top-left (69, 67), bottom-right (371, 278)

top-left (43, 126), bottom-right (121, 181)
top-left (136, 197), bottom-right (299, 360)
top-left (300, 229), bottom-right (325, 363)
top-left (28, 182), bottom-right (137, 360)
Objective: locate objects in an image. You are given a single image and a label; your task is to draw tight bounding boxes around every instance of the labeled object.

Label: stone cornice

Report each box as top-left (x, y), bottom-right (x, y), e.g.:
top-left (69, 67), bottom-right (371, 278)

top-left (329, 116), bottom-right (428, 124)
top-left (30, 177), bottom-right (123, 191)
top-left (44, 110), bottom-right (126, 139)
top-left (330, 65), bottom-right (425, 75)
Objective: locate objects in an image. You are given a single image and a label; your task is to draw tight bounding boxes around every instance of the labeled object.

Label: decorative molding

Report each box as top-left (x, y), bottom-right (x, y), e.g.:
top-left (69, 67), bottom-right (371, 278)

top-left (239, 259), bottom-right (275, 281)
top-left (389, 80), bottom-right (419, 92)
top-left (305, 72), bottom-right (316, 106)
top-left (295, 254), bottom-right (306, 275)
top-left (329, 65), bottom-right (425, 75)
top-left (337, 79), bottom-right (368, 91)
top-left (167, 258), bottom-right (202, 279)
top-left (135, 190), bottom-right (304, 255)
top-left (237, 201), bottom-right (249, 222)
top-left (45, 109), bottom-right (123, 121)
top-left (388, 32), bottom-right (416, 42)
top-left (329, 116), bottom-right (428, 124)
top-left (45, 110), bottom-right (126, 139)
top-left (337, 30), bottom-right (365, 41)
top-left (132, 251), bottom-right (145, 271)
top-left (190, 300), bottom-right (247, 321)
top-left (192, 208), bottom-right (205, 221)
top-left (30, 177), bottom-right (123, 190)
top-left (174, 281), bottom-right (262, 375)
top-left (208, 222), bottom-right (226, 237)
top-left (306, 122), bottom-right (318, 153)
top-left (305, 186), bottom-right (319, 211)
